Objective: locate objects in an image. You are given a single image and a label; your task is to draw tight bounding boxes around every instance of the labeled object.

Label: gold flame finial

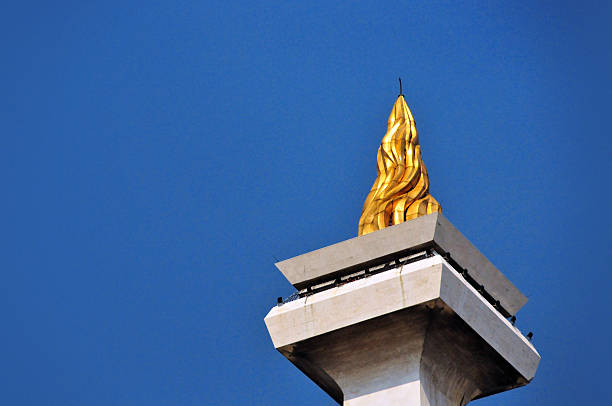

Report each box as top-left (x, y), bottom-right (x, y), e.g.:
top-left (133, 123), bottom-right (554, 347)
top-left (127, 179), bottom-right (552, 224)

top-left (358, 95), bottom-right (442, 236)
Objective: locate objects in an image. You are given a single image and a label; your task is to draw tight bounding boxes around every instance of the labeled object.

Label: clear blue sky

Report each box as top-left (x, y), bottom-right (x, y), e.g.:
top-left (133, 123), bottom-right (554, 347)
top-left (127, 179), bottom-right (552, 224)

top-left (3, 1), bottom-right (611, 405)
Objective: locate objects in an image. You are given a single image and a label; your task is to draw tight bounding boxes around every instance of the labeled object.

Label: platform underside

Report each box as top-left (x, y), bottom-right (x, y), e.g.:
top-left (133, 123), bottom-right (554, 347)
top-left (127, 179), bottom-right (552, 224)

top-left (279, 299), bottom-right (528, 404)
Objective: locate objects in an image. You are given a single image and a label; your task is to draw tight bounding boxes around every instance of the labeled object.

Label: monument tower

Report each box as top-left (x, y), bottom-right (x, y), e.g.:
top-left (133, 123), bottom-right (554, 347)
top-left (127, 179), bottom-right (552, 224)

top-left (264, 88), bottom-right (540, 405)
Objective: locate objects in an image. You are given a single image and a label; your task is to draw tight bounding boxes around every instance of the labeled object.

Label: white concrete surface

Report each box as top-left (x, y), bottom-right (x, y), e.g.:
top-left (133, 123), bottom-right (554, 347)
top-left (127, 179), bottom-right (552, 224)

top-left (275, 212), bottom-right (527, 315)
top-left (265, 256), bottom-right (540, 405)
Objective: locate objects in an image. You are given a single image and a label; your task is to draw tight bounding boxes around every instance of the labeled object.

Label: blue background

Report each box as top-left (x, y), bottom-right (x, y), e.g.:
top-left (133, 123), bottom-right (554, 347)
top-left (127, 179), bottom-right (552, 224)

top-left (3, 1), bottom-right (611, 404)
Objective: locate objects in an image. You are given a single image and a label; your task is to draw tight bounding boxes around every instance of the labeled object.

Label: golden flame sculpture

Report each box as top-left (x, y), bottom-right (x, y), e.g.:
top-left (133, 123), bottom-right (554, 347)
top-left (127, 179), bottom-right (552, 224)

top-left (358, 95), bottom-right (442, 236)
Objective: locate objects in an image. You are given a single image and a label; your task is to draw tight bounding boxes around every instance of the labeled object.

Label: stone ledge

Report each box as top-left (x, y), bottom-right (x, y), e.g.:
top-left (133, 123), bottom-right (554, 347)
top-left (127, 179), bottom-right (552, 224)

top-left (265, 256), bottom-right (540, 404)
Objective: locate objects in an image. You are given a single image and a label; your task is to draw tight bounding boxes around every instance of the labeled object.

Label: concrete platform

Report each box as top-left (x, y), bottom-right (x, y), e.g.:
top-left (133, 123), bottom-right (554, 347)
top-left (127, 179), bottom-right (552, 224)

top-left (265, 255), bottom-right (540, 405)
top-left (275, 213), bottom-right (526, 316)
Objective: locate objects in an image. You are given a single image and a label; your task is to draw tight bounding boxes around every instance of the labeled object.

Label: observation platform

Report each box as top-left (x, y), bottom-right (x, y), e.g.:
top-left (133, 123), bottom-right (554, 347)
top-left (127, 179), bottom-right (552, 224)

top-left (264, 213), bottom-right (540, 405)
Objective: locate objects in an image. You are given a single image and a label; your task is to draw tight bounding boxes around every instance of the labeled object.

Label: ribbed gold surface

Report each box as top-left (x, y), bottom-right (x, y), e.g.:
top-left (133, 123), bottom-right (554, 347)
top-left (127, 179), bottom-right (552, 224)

top-left (358, 96), bottom-right (441, 236)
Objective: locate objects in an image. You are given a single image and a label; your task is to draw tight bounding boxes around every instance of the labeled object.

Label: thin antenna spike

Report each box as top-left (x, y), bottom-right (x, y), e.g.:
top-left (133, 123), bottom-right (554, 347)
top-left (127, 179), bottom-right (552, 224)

top-left (398, 77), bottom-right (403, 96)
